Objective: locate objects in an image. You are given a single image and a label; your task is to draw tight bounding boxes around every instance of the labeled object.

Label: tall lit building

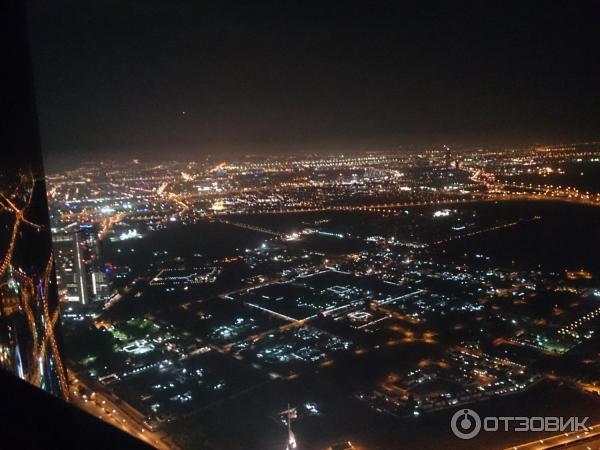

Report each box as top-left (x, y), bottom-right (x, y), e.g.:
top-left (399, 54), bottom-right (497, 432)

top-left (53, 232), bottom-right (89, 304)
top-left (53, 223), bottom-right (111, 304)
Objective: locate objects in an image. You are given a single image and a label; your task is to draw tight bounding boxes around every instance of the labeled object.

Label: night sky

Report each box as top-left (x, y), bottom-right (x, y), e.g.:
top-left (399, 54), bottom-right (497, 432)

top-left (27, 1), bottom-right (600, 169)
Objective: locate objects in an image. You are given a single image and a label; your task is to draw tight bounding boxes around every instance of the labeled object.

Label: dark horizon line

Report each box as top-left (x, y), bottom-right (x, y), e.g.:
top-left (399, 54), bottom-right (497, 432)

top-left (43, 136), bottom-right (600, 173)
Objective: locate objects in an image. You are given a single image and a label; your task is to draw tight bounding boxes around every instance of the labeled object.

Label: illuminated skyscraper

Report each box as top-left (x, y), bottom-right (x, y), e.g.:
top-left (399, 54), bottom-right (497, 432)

top-left (53, 222), bottom-right (111, 304)
top-left (52, 232), bottom-right (89, 304)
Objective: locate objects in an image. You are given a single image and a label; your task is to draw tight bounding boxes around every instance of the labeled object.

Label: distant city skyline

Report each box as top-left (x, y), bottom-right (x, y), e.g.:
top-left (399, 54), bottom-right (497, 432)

top-left (47, 143), bottom-right (600, 449)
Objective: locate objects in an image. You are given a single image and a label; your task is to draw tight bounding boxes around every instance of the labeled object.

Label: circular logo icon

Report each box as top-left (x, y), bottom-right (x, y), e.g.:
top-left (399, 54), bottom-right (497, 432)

top-left (451, 408), bottom-right (481, 439)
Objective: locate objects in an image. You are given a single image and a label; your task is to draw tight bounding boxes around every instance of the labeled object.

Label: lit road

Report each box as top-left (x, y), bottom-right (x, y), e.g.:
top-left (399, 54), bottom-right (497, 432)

top-left (431, 217), bottom-right (540, 245)
top-left (202, 190), bottom-right (600, 219)
top-left (215, 218), bottom-right (284, 237)
top-left (506, 424), bottom-right (600, 450)
top-left (218, 277), bottom-right (278, 300)
top-left (68, 372), bottom-right (179, 449)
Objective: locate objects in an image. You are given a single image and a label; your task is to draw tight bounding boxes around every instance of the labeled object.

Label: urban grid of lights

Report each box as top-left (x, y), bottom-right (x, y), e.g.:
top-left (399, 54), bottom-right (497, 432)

top-left (0, 171), bottom-right (69, 398)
